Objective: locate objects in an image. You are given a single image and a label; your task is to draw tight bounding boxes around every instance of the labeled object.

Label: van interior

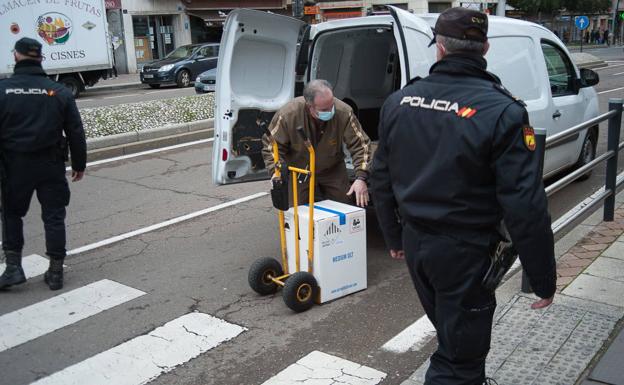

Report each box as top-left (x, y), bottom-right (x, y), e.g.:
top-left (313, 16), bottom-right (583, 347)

top-left (308, 26), bottom-right (401, 141)
top-left (231, 26), bottom-right (400, 175)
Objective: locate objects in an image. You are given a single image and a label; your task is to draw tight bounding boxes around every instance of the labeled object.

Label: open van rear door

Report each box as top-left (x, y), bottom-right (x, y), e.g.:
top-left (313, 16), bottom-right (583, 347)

top-left (212, 9), bottom-right (305, 185)
top-left (387, 6), bottom-right (436, 85)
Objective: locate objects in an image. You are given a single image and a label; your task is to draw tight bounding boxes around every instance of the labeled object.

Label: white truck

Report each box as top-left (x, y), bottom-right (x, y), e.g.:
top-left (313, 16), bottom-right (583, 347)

top-left (0, 0), bottom-right (113, 97)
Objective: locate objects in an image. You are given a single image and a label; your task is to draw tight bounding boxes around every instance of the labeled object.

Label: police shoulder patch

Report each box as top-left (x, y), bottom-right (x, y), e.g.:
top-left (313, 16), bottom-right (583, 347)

top-left (523, 125), bottom-right (536, 151)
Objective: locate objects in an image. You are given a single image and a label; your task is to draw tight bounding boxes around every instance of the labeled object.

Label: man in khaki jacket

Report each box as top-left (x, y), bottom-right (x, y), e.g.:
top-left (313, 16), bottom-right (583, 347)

top-left (262, 80), bottom-right (371, 207)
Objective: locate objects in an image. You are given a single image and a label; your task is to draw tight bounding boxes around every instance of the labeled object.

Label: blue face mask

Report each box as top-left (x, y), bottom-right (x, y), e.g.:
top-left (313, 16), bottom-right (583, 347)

top-left (316, 105), bottom-right (335, 122)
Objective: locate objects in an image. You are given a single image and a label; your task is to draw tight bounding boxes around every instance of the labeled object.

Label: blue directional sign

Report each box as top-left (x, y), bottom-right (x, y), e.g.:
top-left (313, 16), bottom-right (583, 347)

top-left (575, 16), bottom-right (589, 30)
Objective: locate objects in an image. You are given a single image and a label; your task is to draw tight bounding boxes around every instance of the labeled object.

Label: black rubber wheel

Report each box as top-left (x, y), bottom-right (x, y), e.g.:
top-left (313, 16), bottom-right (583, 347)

top-left (176, 69), bottom-right (191, 88)
top-left (248, 257), bottom-right (283, 295)
top-left (575, 131), bottom-right (596, 181)
top-left (283, 271), bottom-right (317, 313)
top-left (59, 76), bottom-right (82, 98)
top-left (148, 84), bottom-right (161, 89)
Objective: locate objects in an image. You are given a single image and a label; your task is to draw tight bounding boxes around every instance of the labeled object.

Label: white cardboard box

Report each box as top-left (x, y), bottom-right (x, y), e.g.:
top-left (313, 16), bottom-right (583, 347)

top-left (284, 200), bottom-right (367, 303)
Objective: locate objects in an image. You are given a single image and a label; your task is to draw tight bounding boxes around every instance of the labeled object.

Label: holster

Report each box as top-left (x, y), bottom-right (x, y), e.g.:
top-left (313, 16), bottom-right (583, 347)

top-left (482, 223), bottom-right (518, 291)
top-left (270, 162), bottom-right (290, 211)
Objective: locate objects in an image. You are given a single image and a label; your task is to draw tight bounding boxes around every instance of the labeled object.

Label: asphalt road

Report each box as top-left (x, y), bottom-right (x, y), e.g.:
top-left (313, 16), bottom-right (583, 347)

top-left (1, 47), bottom-right (624, 385)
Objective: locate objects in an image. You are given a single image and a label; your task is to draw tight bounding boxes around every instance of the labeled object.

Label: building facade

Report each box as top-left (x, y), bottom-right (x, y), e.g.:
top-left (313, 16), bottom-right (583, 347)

top-left (107, 0), bottom-right (500, 74)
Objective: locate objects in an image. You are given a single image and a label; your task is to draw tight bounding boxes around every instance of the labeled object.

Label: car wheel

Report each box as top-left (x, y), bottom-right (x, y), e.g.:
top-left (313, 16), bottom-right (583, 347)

top-left (59, 76), bottom-right (82, 98)
top-left (148, 84), bottom-right (161, 89)
top-left (575, 131), bottom-right (597, 181)
top-left (176, 70), bottom-right (191, 88)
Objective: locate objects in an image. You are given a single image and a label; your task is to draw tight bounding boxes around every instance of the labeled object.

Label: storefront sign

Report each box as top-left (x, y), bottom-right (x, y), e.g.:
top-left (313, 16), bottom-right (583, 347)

top-left (319, 1), bottom-right (364, 10)
top-left (105, 0), bottom-right (122, 9)
top-left (323, 10), bottom-right (364, 19)
top-left (305, 6), bottom-right (320, 15)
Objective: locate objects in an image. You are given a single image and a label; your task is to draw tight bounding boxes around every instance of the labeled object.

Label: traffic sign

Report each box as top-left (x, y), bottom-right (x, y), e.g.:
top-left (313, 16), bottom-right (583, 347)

top-left (575, 16), bottom-right (589, 30)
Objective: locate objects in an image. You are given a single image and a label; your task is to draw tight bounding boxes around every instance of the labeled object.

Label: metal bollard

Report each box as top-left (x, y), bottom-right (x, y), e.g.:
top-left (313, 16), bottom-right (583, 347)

top-left (603, 98), bottom-right (623, 221)
top-left (521, 128), bottom-right (547, 294)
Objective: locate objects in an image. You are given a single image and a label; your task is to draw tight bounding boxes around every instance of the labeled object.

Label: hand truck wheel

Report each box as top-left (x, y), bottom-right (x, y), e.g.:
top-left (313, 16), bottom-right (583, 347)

top-left (248, 257), bottom-right (283, 295)
top-left (283, 271), bottom-right (317, 312)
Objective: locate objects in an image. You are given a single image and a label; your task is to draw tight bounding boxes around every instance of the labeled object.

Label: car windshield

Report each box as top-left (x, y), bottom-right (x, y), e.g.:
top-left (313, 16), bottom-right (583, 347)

top-left (166, 45), bottom-right (197, 59)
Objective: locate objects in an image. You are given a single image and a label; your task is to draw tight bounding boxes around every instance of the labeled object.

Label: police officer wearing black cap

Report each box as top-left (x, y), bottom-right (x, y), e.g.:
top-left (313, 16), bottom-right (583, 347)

top-left (371, 7), bottom-right (556, 385)
top-left (0, 37), bottom-right (86, 291)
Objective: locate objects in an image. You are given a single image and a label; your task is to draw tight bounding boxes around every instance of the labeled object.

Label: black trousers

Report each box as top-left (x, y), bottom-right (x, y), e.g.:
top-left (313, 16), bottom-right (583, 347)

top-left (403, 222), bottom-right (496, 385)
top-left (1, 153), bottom-right (70, 260)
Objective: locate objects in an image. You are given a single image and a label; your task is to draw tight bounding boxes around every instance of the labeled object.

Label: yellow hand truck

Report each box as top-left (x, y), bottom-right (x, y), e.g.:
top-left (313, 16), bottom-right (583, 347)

top-left (248, 126), bottom-right (318, 312)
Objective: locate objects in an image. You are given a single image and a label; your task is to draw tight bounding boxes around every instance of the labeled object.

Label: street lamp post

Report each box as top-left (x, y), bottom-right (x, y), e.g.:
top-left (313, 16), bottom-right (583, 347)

top-left (497, 0), bottom-right (506, 16)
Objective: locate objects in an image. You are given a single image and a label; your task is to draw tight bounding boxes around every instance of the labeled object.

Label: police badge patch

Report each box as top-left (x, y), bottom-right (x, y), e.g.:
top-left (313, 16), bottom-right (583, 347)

top-left (523, 126), bottom-right (536, 151)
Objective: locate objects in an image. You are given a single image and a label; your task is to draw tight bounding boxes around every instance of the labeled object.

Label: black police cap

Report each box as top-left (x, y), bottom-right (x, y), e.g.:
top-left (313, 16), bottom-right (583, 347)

top-left (429, 7), bottom-right (488, 47)
top-left (14, 37), bottom-right (43, 58)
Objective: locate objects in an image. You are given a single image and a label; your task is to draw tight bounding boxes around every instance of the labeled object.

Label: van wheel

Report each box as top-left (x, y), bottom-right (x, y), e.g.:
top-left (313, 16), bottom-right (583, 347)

top-left (148, 84), bottom-right (161, 89)
top-left (59, 76), bottom-right (82, 98)
top-left (176, 70), bottom-right (191, 87)
top-left (575, 131), bottom-right (596, 181)
top-left (248, 257), bottom-right (283, 295)
top-left (283, 272), bottom-right (317, 313)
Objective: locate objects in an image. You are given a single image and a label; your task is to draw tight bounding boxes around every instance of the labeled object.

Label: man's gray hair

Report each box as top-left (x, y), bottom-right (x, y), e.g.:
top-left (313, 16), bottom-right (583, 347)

top-left (437, 34), bottom-right (487, 56)
top-left (303, 79), bottom-right (333, 104)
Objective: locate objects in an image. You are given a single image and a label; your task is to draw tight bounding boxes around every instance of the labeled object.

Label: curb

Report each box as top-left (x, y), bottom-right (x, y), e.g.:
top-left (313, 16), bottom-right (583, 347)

top-left (86, 119), bottom-right (214, 162)
top-left (86, 82), bottom-right (144, 92)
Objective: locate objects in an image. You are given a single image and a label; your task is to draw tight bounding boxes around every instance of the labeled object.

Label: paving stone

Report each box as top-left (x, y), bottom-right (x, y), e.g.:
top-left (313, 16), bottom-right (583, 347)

top-left (573, 251), bottom-right (602, 259)
top-left (585, 257), bottom-right (624, 281)
top-left (558, 266), bottom-right (585, 277)
top-left (564, 274), bottom-right (624, 307)
top-left (604, 241), bottom-right (624, 260)
top-left (581, 243), bottom-right (610, 252)
top-left (590, 236), bottom-right (618, 243)
top-left (562, 257), bottom-right (594, 269)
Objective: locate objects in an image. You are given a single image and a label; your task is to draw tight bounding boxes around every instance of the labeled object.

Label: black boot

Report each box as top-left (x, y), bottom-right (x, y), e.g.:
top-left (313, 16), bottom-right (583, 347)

top-left (44, 259), bottom-right (64, 291)
top-left (0, 251), bottom-right (26, 289)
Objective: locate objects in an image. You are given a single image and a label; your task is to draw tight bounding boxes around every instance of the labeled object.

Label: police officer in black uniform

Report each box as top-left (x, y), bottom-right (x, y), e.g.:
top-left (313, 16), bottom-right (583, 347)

top-left (0, 37), bottom-right (86, 291)
top-left (371, 8), bottom-right (556, 385)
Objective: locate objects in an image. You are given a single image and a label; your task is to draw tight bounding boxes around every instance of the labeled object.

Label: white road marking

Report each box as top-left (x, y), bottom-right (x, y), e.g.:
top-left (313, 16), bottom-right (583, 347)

top-left (76, 99), bottom-right (94, 103)
top-left (67, 192), bottom-right (268, 255)
top-left (103, 93), bottom-right (140, 99)
top-left (0, 254), bottom-right (49, 279)
top-left (261, 350), bottom-right (386, 385)
top-left (0, 279), bottom-right (145, 353)
top-left (66, 137), bottom-right (214, 171)
top-left (381, 315), bottom-right (436, 354)
top-left (32, 313), bottom-right (246, 385)
top-left (597, 86), bottom-right (624, 95)
top-left (612, 71), bottom-right (624, 76)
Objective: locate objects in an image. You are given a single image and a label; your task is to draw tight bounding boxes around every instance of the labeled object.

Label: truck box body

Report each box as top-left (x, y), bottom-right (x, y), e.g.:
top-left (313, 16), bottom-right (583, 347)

top-left (0, 0), bottom-right (112, 93)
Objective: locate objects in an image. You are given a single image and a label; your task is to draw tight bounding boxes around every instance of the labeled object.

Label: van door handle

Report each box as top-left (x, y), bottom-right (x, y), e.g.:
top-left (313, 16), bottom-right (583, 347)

top-left (552, 110), bottom-right (562, 119)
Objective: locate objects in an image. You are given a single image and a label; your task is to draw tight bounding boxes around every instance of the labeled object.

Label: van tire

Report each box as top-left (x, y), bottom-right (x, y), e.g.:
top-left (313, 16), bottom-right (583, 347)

top-left (59, 76), bottom-right (82, 98)
top-left (574, 129), bottom-right (597, 181)
top-left (176, 69), bottom-right (191, 88)
top-left (248, 257), bottom-right (283, 295)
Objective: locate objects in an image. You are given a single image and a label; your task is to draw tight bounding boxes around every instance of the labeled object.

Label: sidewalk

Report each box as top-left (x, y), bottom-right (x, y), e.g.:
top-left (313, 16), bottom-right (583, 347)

top-left (401, 192), bottom-right (624, 385)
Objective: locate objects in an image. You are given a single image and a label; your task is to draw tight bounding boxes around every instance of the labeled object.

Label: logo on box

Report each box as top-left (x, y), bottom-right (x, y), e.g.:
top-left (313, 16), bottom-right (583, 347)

top-left (350, 216), bottom-right (363, 233)
top-left (321, 220), bottom-right (342, 248)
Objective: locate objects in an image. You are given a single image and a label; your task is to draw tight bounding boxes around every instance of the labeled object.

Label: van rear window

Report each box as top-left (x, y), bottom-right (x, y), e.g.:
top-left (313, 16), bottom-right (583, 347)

top-left (486, 36), bottom-right (541, 102)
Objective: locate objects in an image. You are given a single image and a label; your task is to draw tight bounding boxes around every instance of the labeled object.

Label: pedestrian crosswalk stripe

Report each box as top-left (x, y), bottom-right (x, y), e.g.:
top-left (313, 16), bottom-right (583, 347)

top-left (0, 279), bottom-right (145, 353)
top-left (381, 315), bottom-right (436, 354)
top-left (31, 312), bottom-right (246, 385)
top-left (0, 254), bottom-right (49, 279)
top-left (261, 350), bottom-right (386, 385)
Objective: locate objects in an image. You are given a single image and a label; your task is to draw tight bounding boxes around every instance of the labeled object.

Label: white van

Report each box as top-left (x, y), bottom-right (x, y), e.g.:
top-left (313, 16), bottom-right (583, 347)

top-left (212, 7), bottom-right (600, 185)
